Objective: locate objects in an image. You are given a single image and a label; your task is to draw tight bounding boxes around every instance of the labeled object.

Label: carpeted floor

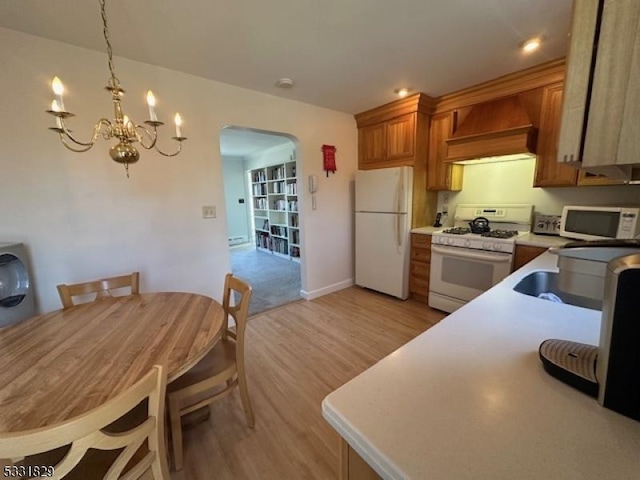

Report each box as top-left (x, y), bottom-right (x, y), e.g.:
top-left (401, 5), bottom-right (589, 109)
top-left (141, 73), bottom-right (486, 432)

top-left (230, 243), bottom-right (301, 316)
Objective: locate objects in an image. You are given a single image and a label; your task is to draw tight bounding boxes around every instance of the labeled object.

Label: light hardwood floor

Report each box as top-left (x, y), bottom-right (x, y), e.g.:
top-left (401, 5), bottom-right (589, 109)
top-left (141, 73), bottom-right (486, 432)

top-left (171, 286), bottom-right (446, 480)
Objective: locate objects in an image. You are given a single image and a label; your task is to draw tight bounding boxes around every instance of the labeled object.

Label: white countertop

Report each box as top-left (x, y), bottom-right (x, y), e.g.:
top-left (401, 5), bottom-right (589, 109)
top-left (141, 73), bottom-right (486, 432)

top-left (322, 253), bottom-right (640, 479)
top-left (410, 226), bottom-right (440, 235)
top-left (516, 233), bottom-right (572, 248)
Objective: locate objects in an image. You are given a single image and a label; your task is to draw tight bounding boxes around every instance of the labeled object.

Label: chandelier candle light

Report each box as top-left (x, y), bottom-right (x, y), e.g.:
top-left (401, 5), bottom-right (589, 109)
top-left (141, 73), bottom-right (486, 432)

top-left (46, 0), bottom-right (187, 177)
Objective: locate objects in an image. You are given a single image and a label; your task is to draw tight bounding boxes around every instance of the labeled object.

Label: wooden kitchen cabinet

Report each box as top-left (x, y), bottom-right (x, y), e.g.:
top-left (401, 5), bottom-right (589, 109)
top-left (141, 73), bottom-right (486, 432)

top-left (534, 83), bottom-right (578, 187)
top-left (534, 82), bottom-right (621, 188)
top-left (386, 114), bottom-right (415, 160)
top-left (359, 123), bottom-right (386, 166)
top-left (409, 233), bottom-right (431, 303)
top-left (359, 113), bottom-right (415, 168)
top-left (340, 439), bottom-right (381, 480)
top-left (577, 171), bottom-right (626, 186)
top-left (558, 0), bottom-right (640, 180)
top-left (427, 112), bottom-right (463, 191)
top-left (513, 245), bottom-right (548, 271)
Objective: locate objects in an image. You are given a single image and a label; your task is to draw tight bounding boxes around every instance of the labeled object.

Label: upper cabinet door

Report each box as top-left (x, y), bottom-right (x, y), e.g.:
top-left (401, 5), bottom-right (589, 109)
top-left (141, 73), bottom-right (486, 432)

top-left (557, 0), bottom-right (600, 166)
top-left (427, 112), bottom-right (462, 191)
top-left (386, 114), bottom-right (415, 160)
top-left (558, 0), bottom-right (640, 179)
top-left (583, 0), bottom-right (640, 170)
top-left (359, 123), bottom-right (387, 166)
top-left (534, 83), bottom-right (578, 187)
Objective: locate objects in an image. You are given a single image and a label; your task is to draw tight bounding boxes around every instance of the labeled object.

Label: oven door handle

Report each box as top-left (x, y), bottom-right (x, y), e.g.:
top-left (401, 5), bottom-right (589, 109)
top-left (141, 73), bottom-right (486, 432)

top-left (431, 245), bottom-right (512, 262)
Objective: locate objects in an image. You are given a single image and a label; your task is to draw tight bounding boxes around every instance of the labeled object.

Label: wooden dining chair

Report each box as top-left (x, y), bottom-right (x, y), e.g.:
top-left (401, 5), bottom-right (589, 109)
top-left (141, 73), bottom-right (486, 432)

top-left (0, 365), bottom-right (170, 480)
top-left (167, 273), bottom-right (254, 470)
top-left (57, 272), bottom-right (140, 309)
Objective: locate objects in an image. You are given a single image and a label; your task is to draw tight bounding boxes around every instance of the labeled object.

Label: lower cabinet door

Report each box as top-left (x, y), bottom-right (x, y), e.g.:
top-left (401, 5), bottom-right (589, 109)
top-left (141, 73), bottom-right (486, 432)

top-left (340, 439), bottom-right (382, 480)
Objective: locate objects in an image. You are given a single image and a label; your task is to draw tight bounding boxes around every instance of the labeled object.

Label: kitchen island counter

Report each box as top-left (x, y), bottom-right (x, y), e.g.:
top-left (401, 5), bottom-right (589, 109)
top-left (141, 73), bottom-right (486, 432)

top-left (322, 252), bottom-right (640, 479)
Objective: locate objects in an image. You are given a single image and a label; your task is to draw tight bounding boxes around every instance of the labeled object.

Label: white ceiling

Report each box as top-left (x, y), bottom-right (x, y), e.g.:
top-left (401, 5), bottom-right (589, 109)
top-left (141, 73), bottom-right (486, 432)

top-left (0, 0), bottom-right (572, 114)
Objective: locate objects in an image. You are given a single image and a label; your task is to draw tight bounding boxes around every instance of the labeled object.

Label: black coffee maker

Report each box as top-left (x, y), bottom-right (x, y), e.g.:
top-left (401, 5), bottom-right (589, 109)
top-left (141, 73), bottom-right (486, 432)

top-left (540, 243), bottom-right (640, 422)
top-left (595, 252), bottom-right (640, 421)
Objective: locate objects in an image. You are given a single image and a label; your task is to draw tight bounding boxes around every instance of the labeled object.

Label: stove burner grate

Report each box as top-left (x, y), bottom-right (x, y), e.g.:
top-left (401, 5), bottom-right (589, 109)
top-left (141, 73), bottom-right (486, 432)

top-left (481, 230), bottom-right (519, 239)
top-left (442, 227), bottom-right (471, 235)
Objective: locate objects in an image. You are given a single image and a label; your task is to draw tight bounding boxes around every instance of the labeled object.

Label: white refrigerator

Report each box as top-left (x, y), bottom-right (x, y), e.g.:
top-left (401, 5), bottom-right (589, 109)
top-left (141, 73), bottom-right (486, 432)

top-left (355, 166), bottom-right (413, 299)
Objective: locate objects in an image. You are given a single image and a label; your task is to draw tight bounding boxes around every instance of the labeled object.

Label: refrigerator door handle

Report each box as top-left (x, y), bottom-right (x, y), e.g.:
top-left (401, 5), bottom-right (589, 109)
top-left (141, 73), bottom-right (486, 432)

top-left (396, 172), bottom-right (404, 214)
top-left (396, 215), bottom-right (407, 252)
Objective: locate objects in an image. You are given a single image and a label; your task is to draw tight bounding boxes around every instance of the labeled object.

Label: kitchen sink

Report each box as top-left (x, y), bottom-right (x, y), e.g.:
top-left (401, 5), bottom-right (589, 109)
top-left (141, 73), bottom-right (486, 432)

top-left (512, 271), bottom-right (601, 311)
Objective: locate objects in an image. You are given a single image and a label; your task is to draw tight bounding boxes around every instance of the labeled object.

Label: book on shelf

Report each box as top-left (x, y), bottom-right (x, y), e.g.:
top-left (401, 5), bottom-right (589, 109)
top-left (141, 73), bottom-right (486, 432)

top-left (252, 183), bottom-right (267, 195)
top-left (256, 232), bottom-right (270, 249)
top-left (271, 237), bottom-right (288, 254)
top-left (270, 225), bottom-right (286, 236)
top-left (271, 166), bottom-right (286, 180)
top-left (286, 182), bottom-right (297, 195)
top-left (271, 181), bottom-right (286, 194)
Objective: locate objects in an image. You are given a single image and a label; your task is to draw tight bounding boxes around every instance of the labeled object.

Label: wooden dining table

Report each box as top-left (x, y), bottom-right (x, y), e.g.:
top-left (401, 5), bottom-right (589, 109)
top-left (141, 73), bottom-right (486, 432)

top-left (0, 292), bottom-right (225, 433)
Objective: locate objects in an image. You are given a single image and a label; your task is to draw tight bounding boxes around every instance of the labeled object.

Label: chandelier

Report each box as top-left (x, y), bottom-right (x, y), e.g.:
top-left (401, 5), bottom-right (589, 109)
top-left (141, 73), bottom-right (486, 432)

top-left (46, 0), bottom-right (187, 177)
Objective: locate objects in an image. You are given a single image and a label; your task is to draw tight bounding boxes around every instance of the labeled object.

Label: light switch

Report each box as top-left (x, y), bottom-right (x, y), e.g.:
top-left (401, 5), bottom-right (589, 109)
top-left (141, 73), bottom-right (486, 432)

top-left (202, 206), bottom-right (216, 218)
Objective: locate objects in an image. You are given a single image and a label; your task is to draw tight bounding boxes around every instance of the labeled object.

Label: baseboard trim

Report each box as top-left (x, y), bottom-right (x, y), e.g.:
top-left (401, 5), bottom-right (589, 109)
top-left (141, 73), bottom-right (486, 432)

top-left (301, 278), bottom-right (354, 300)
top-left (228, 235), bottom-right (249, 246)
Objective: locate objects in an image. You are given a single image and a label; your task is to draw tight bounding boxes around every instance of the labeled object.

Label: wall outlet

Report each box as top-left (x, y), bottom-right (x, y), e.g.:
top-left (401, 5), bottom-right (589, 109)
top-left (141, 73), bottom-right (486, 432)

top-left (202, 205), bottom-right (216, 218)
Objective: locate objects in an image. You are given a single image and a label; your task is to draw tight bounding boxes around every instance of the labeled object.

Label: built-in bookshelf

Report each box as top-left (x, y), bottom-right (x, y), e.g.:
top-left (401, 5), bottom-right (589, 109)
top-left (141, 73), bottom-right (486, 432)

top-left (250, 160), bottom-right (300, 262)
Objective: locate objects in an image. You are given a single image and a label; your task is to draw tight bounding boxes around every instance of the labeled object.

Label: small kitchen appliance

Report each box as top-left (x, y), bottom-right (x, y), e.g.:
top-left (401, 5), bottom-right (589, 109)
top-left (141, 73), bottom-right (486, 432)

top-left (468, 216), bottom-right (491, 234)
top-left (533, 214), bottom-right (561, 235)
top-left (539, 241), bottom-right (640, 422)
top-left (0, 242), bottom-right (36, 327)
top-left (560, 205), bottom-right (640, 241)
top-left (429, 204), bottom-right (533, 313)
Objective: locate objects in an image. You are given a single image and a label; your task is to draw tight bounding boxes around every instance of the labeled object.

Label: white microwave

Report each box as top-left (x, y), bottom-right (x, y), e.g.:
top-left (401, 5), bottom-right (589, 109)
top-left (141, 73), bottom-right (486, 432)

top-left (560, 206), bottom-right (640, 241)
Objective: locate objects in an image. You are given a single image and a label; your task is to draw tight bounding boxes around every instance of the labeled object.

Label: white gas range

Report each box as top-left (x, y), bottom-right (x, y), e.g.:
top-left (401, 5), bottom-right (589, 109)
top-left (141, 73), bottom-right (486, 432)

top-left (429, 204), bottom-right (533, 313)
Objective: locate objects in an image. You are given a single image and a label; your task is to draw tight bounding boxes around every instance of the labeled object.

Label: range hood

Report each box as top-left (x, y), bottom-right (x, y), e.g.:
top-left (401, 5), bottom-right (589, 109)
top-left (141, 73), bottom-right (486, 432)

top-left (445, 95), bottom-right (538, 163)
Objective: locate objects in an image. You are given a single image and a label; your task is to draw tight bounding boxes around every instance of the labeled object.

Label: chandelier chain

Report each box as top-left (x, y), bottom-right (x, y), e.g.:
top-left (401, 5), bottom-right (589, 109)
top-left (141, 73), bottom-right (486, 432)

top-left (100, 0), bottom-right (119, 87)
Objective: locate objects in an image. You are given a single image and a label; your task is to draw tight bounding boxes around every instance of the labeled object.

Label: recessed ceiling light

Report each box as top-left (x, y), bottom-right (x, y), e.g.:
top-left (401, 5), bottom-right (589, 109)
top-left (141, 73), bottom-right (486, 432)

top-left (276, 78), bottom-right (294, 88)
top-left (521, 38), bottom-right (541, 53)
top-left (395, 88), bottom-right (409, 98)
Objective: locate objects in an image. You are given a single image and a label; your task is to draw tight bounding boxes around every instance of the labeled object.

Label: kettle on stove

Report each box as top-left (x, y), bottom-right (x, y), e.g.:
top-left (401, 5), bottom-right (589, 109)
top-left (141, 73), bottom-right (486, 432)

top-left (468, 216), bottom-right (491, 234)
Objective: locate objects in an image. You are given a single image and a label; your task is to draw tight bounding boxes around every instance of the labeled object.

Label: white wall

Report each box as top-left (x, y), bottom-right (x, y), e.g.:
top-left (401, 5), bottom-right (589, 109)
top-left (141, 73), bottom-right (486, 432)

top-left (221, 155), bottom-right (250, 242)
top-left (0, 27), bottom-right (357, 313)
top-left (438, 158), bottom-right (640, 224)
